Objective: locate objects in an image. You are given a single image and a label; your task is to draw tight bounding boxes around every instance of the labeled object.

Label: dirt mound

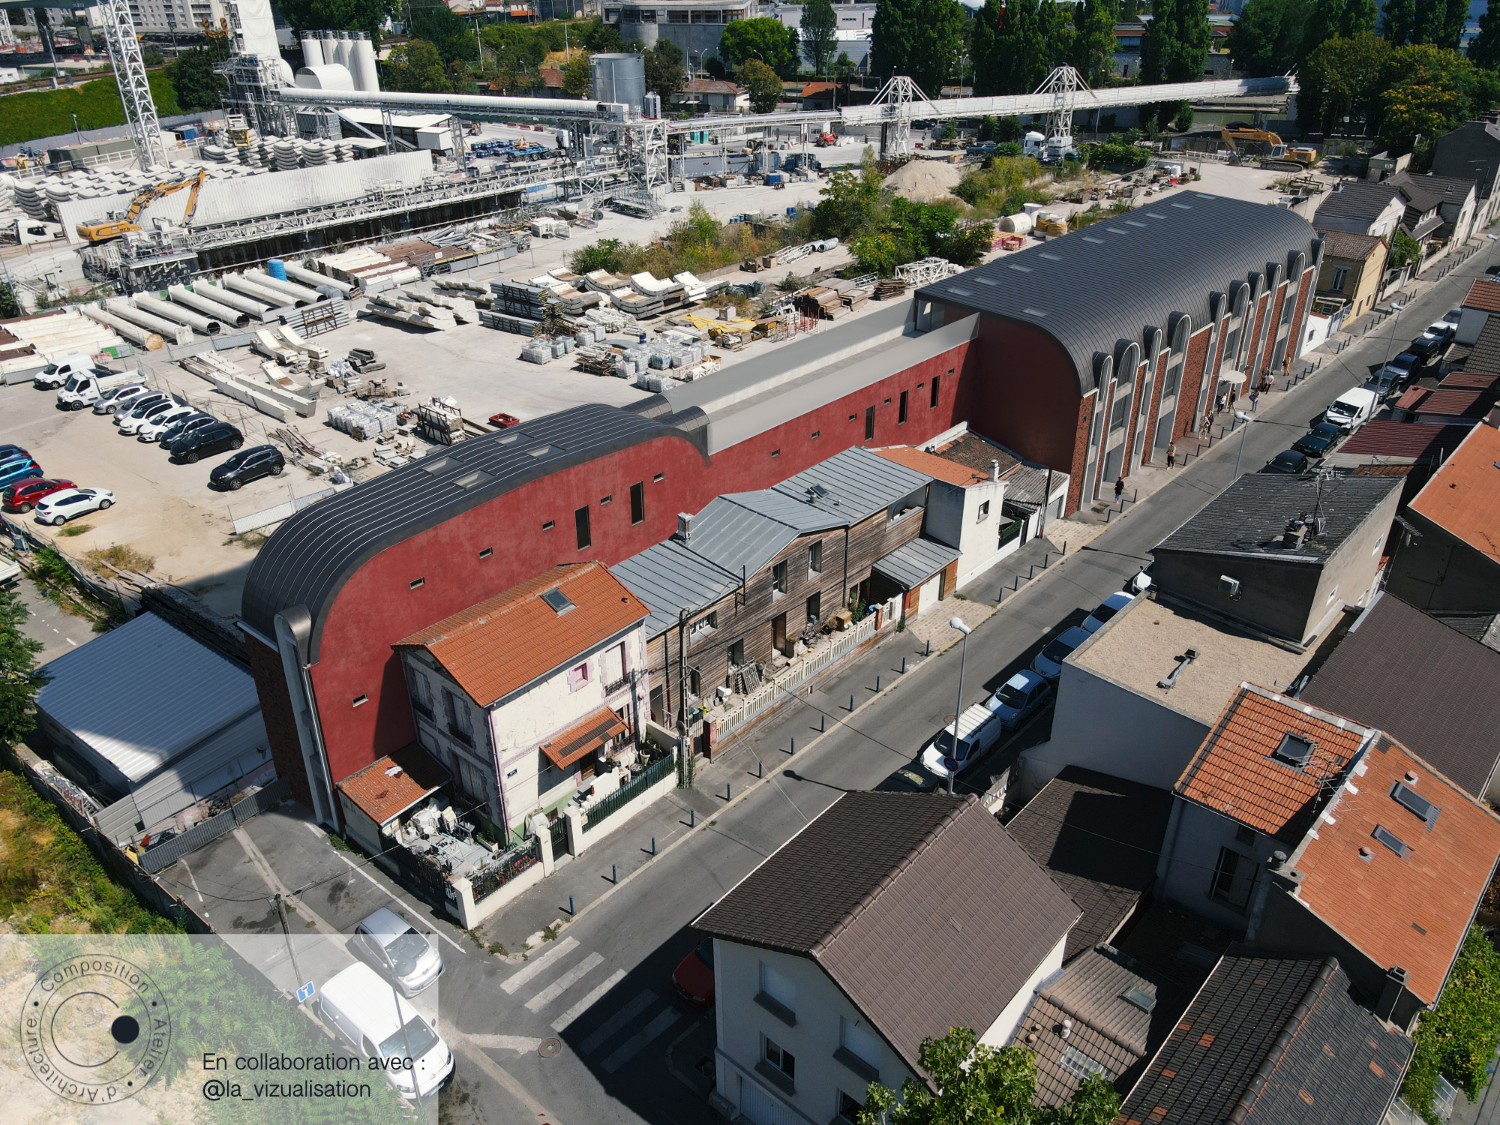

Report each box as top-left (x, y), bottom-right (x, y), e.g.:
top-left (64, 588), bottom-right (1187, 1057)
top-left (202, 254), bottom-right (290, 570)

top-left (884, 159), bottom-right (965, 203)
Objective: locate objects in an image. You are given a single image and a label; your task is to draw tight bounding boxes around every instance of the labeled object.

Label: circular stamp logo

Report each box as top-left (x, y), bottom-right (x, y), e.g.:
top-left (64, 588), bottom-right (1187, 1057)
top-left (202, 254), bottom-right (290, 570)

top-left (19, 955), bottom-right (172, 1104)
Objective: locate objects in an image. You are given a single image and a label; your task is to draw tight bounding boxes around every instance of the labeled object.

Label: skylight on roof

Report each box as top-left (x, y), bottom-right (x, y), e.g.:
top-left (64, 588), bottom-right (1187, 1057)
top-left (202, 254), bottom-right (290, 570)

top-left (453, 468), bottom-right (496, 490)
top-left (1083, 236), bottom-right (1105, 244)
top-left (1125, 221), bottom-right (1147, 228)
top-left (1145, 212), bottom-right (1167, 220)
top-left (1373, 824), bottom-right (1409, 857)
top-left (1271, 732), bottom-right (1316, 768)
top-left (1023, 308), bottom-right (1049, 317)
top-left (540, 588), bottom-right (574, 615)
top-left (1009, 264), bottom-right (1033, 273)
top-left (1059, 1045), bottom-right (1109, 1080)
top-left (1120, 985), bottom-right (1156, 1013)
top-left (528, 445), bottom-right (563, 457)
top-left (1106, 227), bottom-right (1130, 235)
top-left (1040, 252), bottom-right (1063, 261)
top-left (976, 276), bottom-right (998, 285)
top-left (1171, 202), bottom-right (1192, 210)
top-left (1391, 781), bottom-right (1440, 829)
top-left (949, 286), bottom-right (973, 296)
top-left (423, 456), bottom-right (463, 474)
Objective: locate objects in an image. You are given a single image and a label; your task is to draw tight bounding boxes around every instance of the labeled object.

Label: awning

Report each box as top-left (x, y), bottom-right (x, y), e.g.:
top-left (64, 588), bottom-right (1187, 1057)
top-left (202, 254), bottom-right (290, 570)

top-left (540, 707), bottom-right (628, 770)
top-left (873, 537), bottom-right (962, 591)
top-left (1218, 371), bottom-right (1247, 386)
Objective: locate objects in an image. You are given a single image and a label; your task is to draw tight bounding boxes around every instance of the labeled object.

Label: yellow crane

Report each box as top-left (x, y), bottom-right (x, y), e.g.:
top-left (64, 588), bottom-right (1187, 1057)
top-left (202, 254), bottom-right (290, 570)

top-left (76, 169), bottom-right (207, 243)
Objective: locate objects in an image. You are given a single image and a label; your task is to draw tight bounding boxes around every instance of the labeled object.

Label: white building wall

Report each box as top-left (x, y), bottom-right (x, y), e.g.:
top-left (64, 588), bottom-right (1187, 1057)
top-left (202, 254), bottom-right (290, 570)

top-left (1155, 800), bottom-right (1281, 937)
top-left (982, 932), bottom-right (1067, 1050)
top-left (922, 475), bottom-right (1007, 586)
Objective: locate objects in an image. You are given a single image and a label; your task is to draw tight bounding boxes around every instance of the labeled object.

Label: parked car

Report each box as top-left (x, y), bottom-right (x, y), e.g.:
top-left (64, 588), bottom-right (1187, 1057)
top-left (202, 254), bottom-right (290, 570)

top-left (1264, 449), bottom-right (1311, 474)
top-left (0, 444), bottom-right (32, 462)
top-left (1424, 320), bottom-right (1456, 345)
top-left (672, 938), bottom-right (716, 1007)
top-left (1409, 331), bottom-right (1447, 358)
top-left (1436, 307), bottom-right (1463, 332)
top-left (209, 444), bottom-right (285, 489)
top-left (114, 391), bottom-right (169, 425)
top-left (4, 478), bottom-right (74, 513)
top-left (919, 703), bottom-right (1004, 782)
top-left (1292, 421), bottom-right (1344, 458)
top-left (316, 963), bottom-right (453, 1099)
top-left (157, 412), bottom-right (217, 446)
top-left (350, 908), bottom-right (445, 997)
top-left (1386, 351), bottom-right (1420, 380)
top-left (34, 487), bottom-right (113, 525)
top-left (1323, 387), bottom-right (1380, 432)
top-left (119, 398), bottom-right (183, 435)
top-left (32, 353), bottom-right (99, 390)
top-left (171, 421), bottom-right (243, 463)
top-left (135, 404), bottom-right (198, 441)
top-left (1031, 625), bottom-right (1092, 682)
top-left (0, 456), bottom-right (44, 491)
top-left (985, 670), bottom-right (1052, 730)
top-left (56, 368), bottom-right (138, 410)
top-left (91, 383), bottom-right (149, 415)
top-left (488, 412), bottom-right (520, 428)
top-left (882, 762), bottom-right (946, 793)
top-left (1082, 591), bottom-right (1135, 633)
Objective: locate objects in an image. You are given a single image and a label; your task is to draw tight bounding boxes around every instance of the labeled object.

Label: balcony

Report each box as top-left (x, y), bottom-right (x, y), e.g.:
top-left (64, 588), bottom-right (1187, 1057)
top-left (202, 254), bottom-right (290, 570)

top-left (604, 676), bottom-right (630, 696)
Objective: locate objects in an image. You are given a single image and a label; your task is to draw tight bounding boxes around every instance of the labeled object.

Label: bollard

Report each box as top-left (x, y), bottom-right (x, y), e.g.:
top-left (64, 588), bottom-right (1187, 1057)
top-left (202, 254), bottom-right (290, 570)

top-left (690, 807), bottom-right (695, 827)
top-left (850, 693), bottom-right (855, 712)
top-left (876, 675), bottom-right (881, 692)
top-left (612, 863), bottom-right (617, 884)
top-left (569, 894), bottom-right (574, 916)
top-left (651, 836), bottom-right (656, 855)
top-left (758, 759), bottom-right (764, 778)
top-left (726, 782), bottom-right (732, 800)
top-left (926, 638), bottom-right (932, 657)
top-left (790, 736), bottom-right (796, 754)
top-left (901, 656), bottom-right (907, 673)
top-left (820, 713), bottom-right (826, 732)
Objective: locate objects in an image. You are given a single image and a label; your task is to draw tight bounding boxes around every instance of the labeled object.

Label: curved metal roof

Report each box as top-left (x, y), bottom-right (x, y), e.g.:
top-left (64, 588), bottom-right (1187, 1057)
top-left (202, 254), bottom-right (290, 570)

top-left (917, 192), bottom-right (1321, 396)
top-left (241, 403), bottom-right (705, 662)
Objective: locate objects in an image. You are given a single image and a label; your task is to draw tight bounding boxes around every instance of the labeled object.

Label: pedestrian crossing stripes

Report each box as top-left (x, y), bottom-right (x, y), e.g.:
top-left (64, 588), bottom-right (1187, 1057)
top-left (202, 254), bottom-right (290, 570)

top-left (578, 990), bottom-right (657, 1054)
top-left (501, 936), bottom-right (579, 994)
top-left (551, 970), bottom-right (627, 1032)
top-left (525, 952), bottom-right (604, 1012)
top-left (601, 1009), bottom-right (680, 1073)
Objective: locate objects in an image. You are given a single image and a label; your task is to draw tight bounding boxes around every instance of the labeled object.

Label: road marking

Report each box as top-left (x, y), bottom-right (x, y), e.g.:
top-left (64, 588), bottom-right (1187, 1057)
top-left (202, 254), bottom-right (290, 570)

top-left (466, 1033), bottom-right (544, 1053)
top-left (180, 859), bottom-right (204, 903)
top-left (332, 852), bottom-right (465, 956)
top-left (600, 1009), bottom-right (680, 1073)
top-left (65, 638), bottom-right (75, 646)
top-left (525, 952), bottom-right (604, 1012)
top-left (500, 936), bottom-right (579, 994)
top-left (551, 969), bottom-right (626, 1032)
top-left (578, 989), bottom-right (656, 1054)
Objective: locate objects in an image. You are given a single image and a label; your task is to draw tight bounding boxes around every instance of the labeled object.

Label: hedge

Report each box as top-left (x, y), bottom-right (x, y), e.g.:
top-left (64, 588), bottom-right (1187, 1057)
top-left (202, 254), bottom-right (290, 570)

top-left (0, 73), bottom-right (182, 148)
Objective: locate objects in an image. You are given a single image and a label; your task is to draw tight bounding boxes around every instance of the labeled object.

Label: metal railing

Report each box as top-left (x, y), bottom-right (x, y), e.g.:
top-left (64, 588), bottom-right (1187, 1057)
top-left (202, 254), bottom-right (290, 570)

top-left (584, 754), bottom-right (675, 832)
top-left (548, 816), bottom-right (569, 855)
top-left (470, 836), bottom-right (542, 903)
top-left (136, 777), bottom-right (291, 873)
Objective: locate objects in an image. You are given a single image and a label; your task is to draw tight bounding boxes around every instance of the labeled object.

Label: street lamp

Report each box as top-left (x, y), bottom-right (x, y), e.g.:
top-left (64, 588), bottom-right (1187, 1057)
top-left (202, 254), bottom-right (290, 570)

top-left (1232, 410), bottom-right (1256, 477)
top-left (1379, 299), bottom-right (1406, 371)
top-left (946, 616), bottom-right (972, 795)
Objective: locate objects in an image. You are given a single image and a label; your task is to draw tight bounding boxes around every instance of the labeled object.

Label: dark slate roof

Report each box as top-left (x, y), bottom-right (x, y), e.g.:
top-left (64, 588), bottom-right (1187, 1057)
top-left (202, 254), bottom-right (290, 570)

top-left (693, 793), bottom-right (1080, 1078)
top-left (1392, 172), bottom-right (1476, 213)
top-left (1154, 473), bottom-right (1400, 563)
top-left (241, 403), bottom-right (706, 661)
top-left (1299, 593), bottom-right (1500, 798)
top-left (1117, 952), bottom-right (1412, 1125)
top-left (1006, 767), bottom-right (1174, 960)
top-left (1313, 180), bottom-right (1402, 224)
top-left (1336, 418), bottom-right (1473, 462)
top-left (917, 193), bottom-right (1321, 396)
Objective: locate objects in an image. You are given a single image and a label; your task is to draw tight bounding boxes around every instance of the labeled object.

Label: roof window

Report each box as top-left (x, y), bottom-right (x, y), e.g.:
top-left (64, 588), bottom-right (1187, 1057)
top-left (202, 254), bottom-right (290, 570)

top-left (1171, 202), bottom-right (1192, 211)
top-left (976, 277), bottom-right (997, 286)
top-left (1271, 732), bottom-right (1316, 768)
top-left (1059, 1045), bottom-right (1108, 1080)
top-left (1144, 211), bottom-right (1167, 220)
top-left (1008, 264), bottom-right (1033, 273)
top-left (541, 588), bottom-right (575, 615)
top-left (423, 456), bottom-right (463, 474)
top-left (454, 468), bottom-right (496, 489)
top-left (1120, 985), bottom-right (1156, 1013)
top-left (1040, 252), bottom-right (1063, 261)
top-left (1106, 227), bottom-right (1130, 235)
top-left (1083, 236), bottom-right (1105, 244)
top-left (948, 286), bottom-right (972, 296)
top-left (1125, 220), bottom-right (1147, 228)
top-left (528, 444), bottom-right (561, 457)
top-left (1023, 308), bottom-right (1049, 317)
top-left (1372, 824), bottom-right (1409, 857)
top-left (1391, 781), bottom-right (1440, 828)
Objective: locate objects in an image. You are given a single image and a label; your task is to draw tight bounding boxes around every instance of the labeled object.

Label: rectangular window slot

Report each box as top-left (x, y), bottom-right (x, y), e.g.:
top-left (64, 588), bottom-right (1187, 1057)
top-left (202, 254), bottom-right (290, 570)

top-left (600, 495), bottom-right (612, 505)
top-left (1083, 236), bottom-right (1105, 244)
top-left (479, 547), bottom-right (493, 559)
top-left (1271, 732), bottom-right (1315, 768)
top-left (575, 505), bottom-right (591, 551)
top-left (653, 472), bottom-right (664, 482)
top-left (811, 430), bottom-right (820, 439)
top-left (1373, 824), bottom-right (1409, 857)
top-left (630, 482), bottom-right (645, 525)
top-left (542, 520), bottom-right (555, 530)
top-left (1391, 782), bottom-right (1440, 828)
top-left (410, 578), bottom-right (425, 589)
top-left (899, 390), bottom-right (908, 424)
top-left (771, 449), bottom-right (780, 458)
top-left (352, 694), bottom-right (369, 707)
top-left (453, 468), bottom-right (495, 489)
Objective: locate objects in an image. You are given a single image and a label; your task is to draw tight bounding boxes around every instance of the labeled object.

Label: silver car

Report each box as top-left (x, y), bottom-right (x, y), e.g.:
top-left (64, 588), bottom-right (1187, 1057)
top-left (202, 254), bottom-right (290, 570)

top-left (351, 907), bottom-right (445, 997)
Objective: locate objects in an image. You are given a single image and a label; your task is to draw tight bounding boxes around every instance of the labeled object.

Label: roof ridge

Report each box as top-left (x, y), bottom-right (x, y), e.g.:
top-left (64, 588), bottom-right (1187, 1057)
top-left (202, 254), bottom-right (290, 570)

top-left (1224, 956), bottom-right (1340, 1125)
top-left (812, 795), bottom-right (974, 955)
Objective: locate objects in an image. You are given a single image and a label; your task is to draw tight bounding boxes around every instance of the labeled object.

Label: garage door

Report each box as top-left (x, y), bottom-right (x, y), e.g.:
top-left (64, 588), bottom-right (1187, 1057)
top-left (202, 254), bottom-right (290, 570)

top-left (916, 574), bottom-right (942, 618)
top-left (740, 1076), bottom-right (797, 1125)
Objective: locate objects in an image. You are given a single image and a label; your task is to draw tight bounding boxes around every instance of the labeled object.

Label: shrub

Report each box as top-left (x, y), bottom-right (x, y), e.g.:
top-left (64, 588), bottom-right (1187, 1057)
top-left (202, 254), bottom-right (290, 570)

top-left (1086, 141), bottom-right (1151, 170)
top-left (1402, 926), bottom-right (1500, 1123)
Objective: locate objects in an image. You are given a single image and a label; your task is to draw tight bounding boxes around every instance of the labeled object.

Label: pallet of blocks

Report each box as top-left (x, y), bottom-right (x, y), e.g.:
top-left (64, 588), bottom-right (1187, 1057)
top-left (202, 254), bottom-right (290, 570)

top-left (490, 279), bottom-right (548, 320)
top-left (327, 401), bottom-right (400, 440)
top-left (874, 278), bottom-right (908, 300)
top-left (433, 278), bottom-right (493, 308)
top-left (415, 398), bottom-right (465, 445)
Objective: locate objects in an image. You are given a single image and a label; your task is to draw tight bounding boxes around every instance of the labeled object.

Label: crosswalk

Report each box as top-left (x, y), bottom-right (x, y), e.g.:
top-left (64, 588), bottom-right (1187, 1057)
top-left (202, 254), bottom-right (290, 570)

top-left (493, 938), bottom-right (686, 1072)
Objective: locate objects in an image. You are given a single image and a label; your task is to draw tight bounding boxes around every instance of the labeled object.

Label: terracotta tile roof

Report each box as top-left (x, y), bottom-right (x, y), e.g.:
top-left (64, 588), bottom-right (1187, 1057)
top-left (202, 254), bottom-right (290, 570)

top-left (1292, 733), bottom-right (1500, 1006)
top-left (1175, 685), bottom-right (1375, 845)
top-left (337, 743), bottom-right (448, 826)
top-left (1461, 278), bottom-right (1500, 312)
top-left (395, 562), bottom-right (647, 707)
top-left (1336, 418), bottom-right (1471, 461)
top-left (800, 81), bottom-right (835, 96)
top-left (540, 66), bottom-right (563, 88)
top-left (875, 445), bottom-right (993, 487)
top-left (540, 706), bottom-right (626, 770)
top-left (681, 78), bottom-right (742, 96)
top-left (1318, 231), bottom-right (1385, 261)
top-left (1407, 422), bottom-right (1500, 568)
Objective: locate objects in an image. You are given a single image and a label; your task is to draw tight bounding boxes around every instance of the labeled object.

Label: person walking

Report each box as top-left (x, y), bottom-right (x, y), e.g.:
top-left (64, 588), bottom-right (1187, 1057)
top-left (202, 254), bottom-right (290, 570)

top-left (1166, 442), bottom-right (1176, 469)
top-left (1249, 388), bottom-right (1259, 412)
top-left (1114, 476), bottom-right (1124, 502)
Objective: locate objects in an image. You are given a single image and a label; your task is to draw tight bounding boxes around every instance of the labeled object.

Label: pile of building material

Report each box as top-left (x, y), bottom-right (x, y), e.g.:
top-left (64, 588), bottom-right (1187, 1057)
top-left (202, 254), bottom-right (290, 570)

top-left (874, 277), bottom-right (908, 300)
top-left (581, 306), bottom-right (642, 335)
top-left (797, 286), bottom-right (848, 321)
top-left (672, 271), bottom-right (710, 302)
top-left (167, 285), bottom-right (251, 328)
top-left (81, 305), bottom-right (164, 350)
top-left (491, 280), bottom-right (548, 321)
top-left (280, 261), bottom-right (353, 298)
top-left (104, 298), bottom-right (194, 345)
top-left (365, 292), bottom-right (458, 331)
top-left (477, 310), bottom-right (540, 336)
top-left (179, 351), bottom-right (318, 421)
top-left (530, 217), bottom-right (570, 238)
top-left (528, 271), bottom-right (605, 316)
top-left (583, 270), bottom-right (632, 299)
top-left (433, 278), bottom-right (492, 307)
top-left (313, 247), bottom-right (421, 293)
top-left (415, 397), bottom-right (464, 445)
top-left (327, 401), bottom-right (400, 440)
top-left (404, 288), bottom-right (478, 323)
top-left (0, 309), bottom-right (128, 374)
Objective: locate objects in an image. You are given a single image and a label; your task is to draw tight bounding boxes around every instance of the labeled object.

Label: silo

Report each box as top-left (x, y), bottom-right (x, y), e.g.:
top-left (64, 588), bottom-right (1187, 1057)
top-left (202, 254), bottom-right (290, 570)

top-left (589, 53), bottom-right (645, 115)
top-left (332, 31), bottom-right (352, 72)
top-left (300, 34), bottom-right (324, 67)
top-left (354, 32), bottom-right (379, 92)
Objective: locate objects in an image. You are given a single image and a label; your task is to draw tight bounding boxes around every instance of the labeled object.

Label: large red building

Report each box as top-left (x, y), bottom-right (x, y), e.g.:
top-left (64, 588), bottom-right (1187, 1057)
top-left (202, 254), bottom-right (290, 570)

top-left (241, 193), bottom-right (1322, 824)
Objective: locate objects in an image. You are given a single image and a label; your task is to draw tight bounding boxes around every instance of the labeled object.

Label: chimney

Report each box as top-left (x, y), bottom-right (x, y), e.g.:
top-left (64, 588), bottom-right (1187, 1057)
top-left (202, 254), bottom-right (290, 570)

top-left (676, 513), bottom-right (693, 542)
top-left (1486, 404), bottom-right (1500, 429)
top-left (989, 459), bottom-right (1000, 482)
top-left (1282, 517), bottom-right (1309, 550)
top-left (1375, 966), bottom-right (1409, 1024)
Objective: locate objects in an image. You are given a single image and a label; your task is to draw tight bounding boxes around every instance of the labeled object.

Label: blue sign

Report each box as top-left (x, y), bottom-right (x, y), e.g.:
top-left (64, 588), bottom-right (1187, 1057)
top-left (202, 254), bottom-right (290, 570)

top-left (296, 981), bottom-right (315, 1004)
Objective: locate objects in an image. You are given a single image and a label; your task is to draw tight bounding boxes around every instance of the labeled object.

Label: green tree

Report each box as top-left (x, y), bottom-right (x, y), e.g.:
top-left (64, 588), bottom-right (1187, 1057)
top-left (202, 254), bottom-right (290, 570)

top-left (1068, 0), bottom-right (1119, 87)
top-left (718, 16), bottom-right (800, 76)
top-left (737, 58), bottom-right (785, 113)
top-left (871, 0), bottom-right (966, 95)
top-left (1383, 0), bottom-right (1466, 49)
top-left (802, 0), bottom-right (838, 75)
top-left (1380, 44), bottom-right (1477, 153)
top-left (1470, 3), bottom-right (1500, 69)
top-left (1301, 0), bottom-right (1376, 61)
top-left (382, 39), bottom-right (462, 93)
top-left (1297, 31), bottom-right (1390, 132)
top-left (834, 50), bottom-right (858, 96)
top-left (408, 0), bottom-right (478, 63)
top-left (856, 1026), bottom-right (1120, 1125)
top-left (580, 17), bottom-right (624, 52)
top-left (0, 282), bottom-right (19, 319)
top-left (1229, 0), bottom-right (1312, 77)
top-left (164, 47), bottom-right (226, 112)
top-left (0, 584), bottom-right (49, 746)
top-left (644, 37), bottom-right (685, 100)
top-left (812, 147), bottom-right (886, 240)
top-left (277, 0), bottom-right (399, 45)
top-left (562, 54), bottom-right (592, 97)
top-left (1387, 227), bottom-right (1422, 270)
top-left (1140, 0), bottom-right (1212, 84)
top-left (1402, 926), bottom-right (1500, 1124)
top-left (973, 0), bottom-right (1054, 95)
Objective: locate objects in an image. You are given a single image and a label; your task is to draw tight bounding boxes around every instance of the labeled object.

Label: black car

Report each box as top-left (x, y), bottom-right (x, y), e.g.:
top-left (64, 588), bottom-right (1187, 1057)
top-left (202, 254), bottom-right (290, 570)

top-left (1292, 421), bottom-right (1343, 458)
top-left (0, 444), bottom-right (31, 462)
top-left (158, 412), bottom-right (217, 446)
top-left (1409, 334), bottom-right (1445, 358)
top-left (171, 421), bottom-right (243, 463)
top-left (881, 762), bottom-right (945, 794)
top-left (210, 444), bottom-right (285, 490)
top-left (1264, 449), bottom-right (1311, 474)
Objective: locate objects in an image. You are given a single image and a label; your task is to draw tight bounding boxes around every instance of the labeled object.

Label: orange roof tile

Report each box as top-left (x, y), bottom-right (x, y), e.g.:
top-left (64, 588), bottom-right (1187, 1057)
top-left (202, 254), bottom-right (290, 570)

top-left (395, 562), bottom-right (647, 706)
top-left (540, 706), bottom-right (627, 770)
top-left (1462, 279), bottom-right (1500, 313)
top-left (1293, 735), bottom-right (1500, 1005)
top-left (337, 743), bottom-right (448, 826)
top-left (875, 446), bottom-right (994, 487)
top-left (1408, 422), bottom-right (1500, 568)
top-left (1176, 685), bottom-right (1374, 844)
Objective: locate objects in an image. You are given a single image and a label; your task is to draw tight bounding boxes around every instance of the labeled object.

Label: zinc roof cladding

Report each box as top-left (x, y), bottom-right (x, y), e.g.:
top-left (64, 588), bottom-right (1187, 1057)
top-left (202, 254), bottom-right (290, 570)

top-left (1317, 231), bottom-right (1385, 262)
top-left (240, 403), bottom-right (700, 662)
top-left (1313, 180), bottom-right (1403, 223)
top-left (1300, 594), bottom-right (1500, 798)
top-left (1336, 418), bottom-right (1472, 460)
top-left (336, 742), bottom-right (448, 826)
top-left (692, 792), bottom-right (1080, 1078)
top-left (1407, 421), bottom-right (1500, 568)
top-left (394, 562), bottom-right (647, 708)
top-left (1007, 767), bottom-right (1175, 960)
top-left (1153, 472), bottom-right (1400, 563)
top-left (1116, 953), bottom-right (1411, 1125)
top-left (1175, 684), bottom-right (1374, 845)
top-left (34, 611), bottom-right (261, 784)
top-left (1461, 278), bottom-right (1500, 313)
top-left (1292, 733), bottom-right (1500, 1007)
top-left (916, 192), bottom-right (1320, 397)
top-left (872, 536), bottom-right (960, 590)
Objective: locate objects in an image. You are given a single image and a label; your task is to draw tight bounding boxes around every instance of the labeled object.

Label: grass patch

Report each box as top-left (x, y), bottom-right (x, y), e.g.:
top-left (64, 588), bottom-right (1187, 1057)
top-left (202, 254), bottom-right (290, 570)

top-left (0, 72), bottom-right (180, 147)
top-left (541, 923), bottom-right (560, 942)
top-left (55, 523), bottom-right (92, 538)
top-left (326, 831), bottom-right (351, 852)
top-left (224, 529), bottom-right (270, 550)
top-left (84, 544), bottom-right (155, 576)
top-left (487, 941), bottom-right (507, 956)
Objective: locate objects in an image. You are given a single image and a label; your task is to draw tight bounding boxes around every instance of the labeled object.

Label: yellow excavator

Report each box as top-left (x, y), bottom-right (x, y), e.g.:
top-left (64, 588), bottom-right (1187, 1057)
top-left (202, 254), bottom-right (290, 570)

top-left (77, 169), bottom-right (206, 243)
top-left (1221, 125), bottom-right (1319, 167)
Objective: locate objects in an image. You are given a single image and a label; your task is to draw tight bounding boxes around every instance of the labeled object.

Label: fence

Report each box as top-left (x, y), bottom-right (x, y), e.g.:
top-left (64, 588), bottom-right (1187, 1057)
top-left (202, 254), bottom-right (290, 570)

top-left (548, 816), bottom-right (569, 855)
top-left (471, 835), bottom-right (542, 903)
top-left (584, 753), bottom-right (676, 832)
top-left (136, 777), bottom-right (291, 873)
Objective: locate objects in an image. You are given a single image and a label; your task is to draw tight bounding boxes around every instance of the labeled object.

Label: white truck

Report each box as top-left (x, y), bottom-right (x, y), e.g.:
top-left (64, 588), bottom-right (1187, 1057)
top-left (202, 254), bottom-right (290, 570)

top-left (33, 354), bottom-right (101, 390)
top-left (1323, 386), bottom-right (1380, 433)
top-left (55, 368), bottom-right (139, 410)
top-left (920, 703), bottom-right (1004, 782)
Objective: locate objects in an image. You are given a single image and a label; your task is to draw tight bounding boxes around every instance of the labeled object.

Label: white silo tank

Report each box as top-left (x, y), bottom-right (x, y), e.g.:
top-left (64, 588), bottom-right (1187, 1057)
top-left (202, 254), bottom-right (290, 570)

top-left (300, 34), bottom-right (323, 67)
top-left (589, 53), bottom-right (645, 114)
top-left (333, 31), bottom-right (352, 72)
top-left (354, 32), bottom-right (379, 92)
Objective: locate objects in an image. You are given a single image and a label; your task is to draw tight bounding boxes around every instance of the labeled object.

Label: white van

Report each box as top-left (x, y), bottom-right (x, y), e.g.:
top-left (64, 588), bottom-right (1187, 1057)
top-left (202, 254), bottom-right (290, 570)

top-left (56, 368), bottom-right (137, 410)
top-left (1324, 386), bottom-right (1379, 433)
top-left (33, 354), bottom-right (100, 390)
top-left (317, 963), bottom-right (453, 1099)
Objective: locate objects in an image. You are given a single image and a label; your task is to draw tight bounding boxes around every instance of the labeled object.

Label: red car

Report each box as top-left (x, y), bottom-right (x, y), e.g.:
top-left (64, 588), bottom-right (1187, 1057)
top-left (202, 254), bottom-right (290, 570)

top-left (4, 478), bottom-right (75, 513)
top-left (489, 412), bottom-right (521, 429)
top-left (672, 938), bottom-right (715, 1007)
